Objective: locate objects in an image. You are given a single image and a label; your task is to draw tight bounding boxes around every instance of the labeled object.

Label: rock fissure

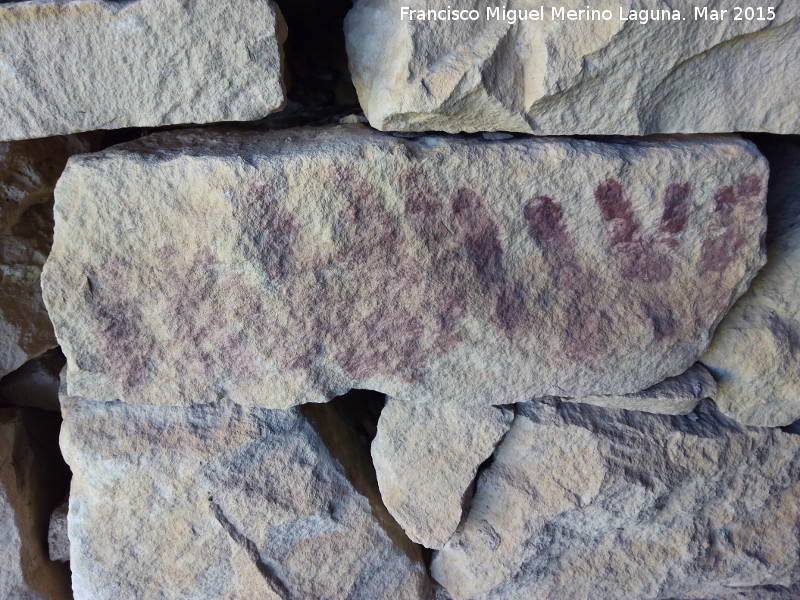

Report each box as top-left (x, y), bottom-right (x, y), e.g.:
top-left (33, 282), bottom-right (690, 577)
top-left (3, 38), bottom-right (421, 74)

top-left (209, 499), bottom-right (293, 599)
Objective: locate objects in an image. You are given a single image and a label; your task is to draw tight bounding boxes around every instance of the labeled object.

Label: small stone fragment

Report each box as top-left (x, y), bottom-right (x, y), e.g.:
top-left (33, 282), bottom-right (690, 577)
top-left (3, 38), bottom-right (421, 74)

top-left (372, 399), bottom-right (513, 548)
top-left (345, 0), bottom-right (799, 135)
top-left (0, 408), bottom-right (71, 600)
top-left (701, 139), bottom-right (800, 426)
top-left (48, 498), bottom-right (69, 563)
top-left (42, 125), bottom-right (767, 408)
top-left (431, 400), bottom-right (800, 600)
top-left (0, 0), bottom-right (286, 141)
top-left (61, 390), bottom-right (430, 600)
top-left (562, 363), bottom-right (717, 415)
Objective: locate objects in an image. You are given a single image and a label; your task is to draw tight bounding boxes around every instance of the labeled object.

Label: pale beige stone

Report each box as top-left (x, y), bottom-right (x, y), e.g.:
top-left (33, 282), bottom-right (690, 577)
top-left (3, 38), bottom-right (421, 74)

top-left (345, 0), bottom-right (799, 135)
top-left (61, 391), bottom-right (430, 600)
top-left (431, 400), bottom-right (800, 600)
top-left (0, 409), bottom-right (71, 600)
top-left (562, 362), bottom-right (717, 415)
top-left (372, 399), bottom-right (513, 548)
top-left (702, 140), bottom-right (800, 426)
top-left (47, 499), bottom-right (68, 563)
top-left (42, 126), bottom-right (766, 408)
top-left (0, 0), bottom-right (286, 141)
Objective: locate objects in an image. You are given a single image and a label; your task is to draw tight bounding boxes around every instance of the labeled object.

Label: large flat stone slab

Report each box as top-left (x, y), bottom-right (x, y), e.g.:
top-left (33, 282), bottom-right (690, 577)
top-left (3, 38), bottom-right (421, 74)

top-left (42, 125), bottom-right (767, 408)
top-left (702, 139), bottom-right (800, 426)
top-left (345, 0), bottom-right (799, 135)
top-left (431, 400), bottom-right (800, 600)
top-left (0, 0), bottom-right (286, 141)
top-left (61, 391), bottom-right (429, 600)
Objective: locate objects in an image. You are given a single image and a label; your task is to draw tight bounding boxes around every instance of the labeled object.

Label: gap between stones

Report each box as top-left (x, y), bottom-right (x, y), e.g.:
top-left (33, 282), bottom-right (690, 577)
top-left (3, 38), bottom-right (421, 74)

top-left (301, 389), bottom-right (521, 585)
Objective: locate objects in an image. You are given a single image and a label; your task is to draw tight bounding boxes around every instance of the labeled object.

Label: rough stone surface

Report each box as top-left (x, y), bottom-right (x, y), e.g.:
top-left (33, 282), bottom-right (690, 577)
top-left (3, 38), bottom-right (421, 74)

top-left (345, 0), bottom-right (800, 135)
top-left (0, 0), bottom-right (286, 141)
top-left (372, 399), bottom-right (513, 548)
top-left (0, 135), bottom-right (95, 378)
top-left (701, 139), bottom-right (800, 426)
top-left (43, 125), bottom-right (767, 408)
top-left (61, 391), bottom-right (430, 600)
top-left (1, 136), bottom-right (94, 232)
top-left (431, 400), bottom-right (800, 600)
top-left (43, 126), bottom-right (767, 408)
top-left (0, 201), bottom-right (58, 378)
top-left (561, 362), bottom-right (717, 415)
top-left (47, 499), bottom-right (69, 563)
top-left (0, 408), bottom-right (71, 600)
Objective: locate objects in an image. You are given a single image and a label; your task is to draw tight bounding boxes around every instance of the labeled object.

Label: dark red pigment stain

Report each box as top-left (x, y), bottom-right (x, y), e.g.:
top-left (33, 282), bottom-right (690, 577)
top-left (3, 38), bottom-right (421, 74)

top-left (86, 268), bottom-right (150, 389)
top-left (85, 168), bottom-right (763, 392)
top-left (448, 187), bottom-right (527, 332)
top-left (235, 184), bottom-right (298, 281)
top-left (289, 165), bottom-right (466, 382)
top-left (700, 173), bottom-right (764, 275)
top-left (452, 188), bottom-right (505, 286)
top-left (524, 195), bottom-right (569, 247)
top-left (159, 247), bottom-right (258, 382)
top-left (659, 182), bottom-right (691, 238)
top-left (87, 246), bottom-right (260, 394)
top-left (594, 178), bottom-right (689, 283)
top-left (523, 196), bottom-right (607, 358)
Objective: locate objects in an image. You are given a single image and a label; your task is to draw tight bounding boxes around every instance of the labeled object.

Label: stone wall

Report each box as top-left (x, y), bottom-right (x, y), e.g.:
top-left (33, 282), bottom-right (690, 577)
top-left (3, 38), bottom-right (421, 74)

top-left (0, 1), bottom-right (798, 599)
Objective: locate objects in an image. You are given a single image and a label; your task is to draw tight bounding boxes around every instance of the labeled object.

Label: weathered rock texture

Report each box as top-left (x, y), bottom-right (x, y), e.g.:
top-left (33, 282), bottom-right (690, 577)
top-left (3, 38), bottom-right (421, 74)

top-left (346, 0), bottom-right (800, 135)
top-left (42, 126), bottom-right (768, 408)
top-left (1, 202), bottom-right (58, 379)
top-left (0, 138), bottom-right (95, 377)
top-left (702, 139), bottom-right (800, 426)
top-left (0, 0), bottom-right (286, 141)
top-left (431, 400), bottom-right (800, 600)
top-left (0, 408), bottom-right (71, 600)
top-left (61, 391), bottom-right (429, 600)
top-left (1, 136), bottom-right (93, 232)
top-left (48, 499), bottom-right (69, 563)
top-left (372, 399), bottom-right (513, 548)
top-left (562, 362), bottom-right (717, 415)
top-left (1, 136), bottom-right (95, 377)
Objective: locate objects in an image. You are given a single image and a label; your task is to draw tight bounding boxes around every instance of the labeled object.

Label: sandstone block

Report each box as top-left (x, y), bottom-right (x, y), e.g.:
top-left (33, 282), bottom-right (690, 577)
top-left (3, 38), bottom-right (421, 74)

top-left (372, 399), bottom-right (513, 548)
top-left (431, 400), bottom-right (800, 600)
top-left (701, 140), bottom-right (800, 426)
top-left (0, 0), bottom-right (286, 141)
top-left (42, 126), bottom-right (767, 408)
top-left (345, 0), bottom-right (799, 135)
top-left (61, 391), bottom-right (429, 600)
top-left (561, 362), bottom-right (717, 415)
